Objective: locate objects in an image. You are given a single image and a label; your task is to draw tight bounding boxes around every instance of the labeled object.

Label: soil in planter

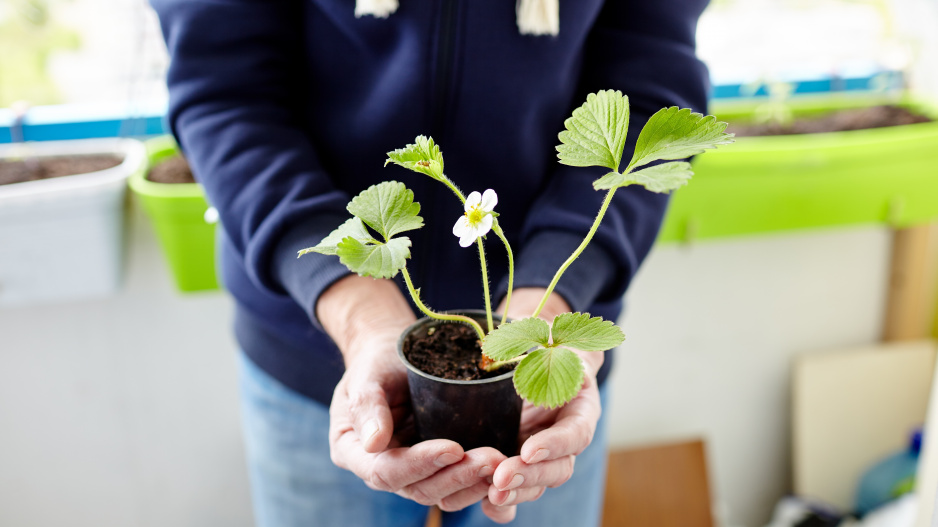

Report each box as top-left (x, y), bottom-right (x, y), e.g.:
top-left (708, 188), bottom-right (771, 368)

top-left (0, 155), bottom-right (123, 187)
top-left (728, 105), bottom-right (932, 137)
top-left (404, 322), bottom-right (514, 381)
top-left (147, 155), bottom-right (196, 184)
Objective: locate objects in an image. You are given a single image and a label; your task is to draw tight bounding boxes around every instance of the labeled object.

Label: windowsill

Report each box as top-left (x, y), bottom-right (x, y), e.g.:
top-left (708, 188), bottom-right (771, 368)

top-left (0, 71), bottom-right (904, 143)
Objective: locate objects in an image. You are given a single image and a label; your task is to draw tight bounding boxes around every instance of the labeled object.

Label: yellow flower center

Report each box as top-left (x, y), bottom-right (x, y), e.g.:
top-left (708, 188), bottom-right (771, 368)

top-left (466, 207), bottom-right (486, 225)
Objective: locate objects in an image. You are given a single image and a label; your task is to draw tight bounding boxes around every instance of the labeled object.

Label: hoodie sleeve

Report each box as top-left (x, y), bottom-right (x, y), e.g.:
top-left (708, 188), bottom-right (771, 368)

top-left (500, 0), bottom-right (711, 312)
top-left (150, 0), bottom-right (352, 328)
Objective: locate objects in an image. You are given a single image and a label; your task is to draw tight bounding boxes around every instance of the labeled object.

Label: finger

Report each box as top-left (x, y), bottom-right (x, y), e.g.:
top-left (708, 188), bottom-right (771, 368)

top-left (481, 497), bottom-right (517, 524)
top-left (333, 433), bottom-right (464, 492)
top-left (370, 440), bottom-right (466, 492)
top-left (489, 485), bottom-right (547, 507)
top-left (347, 380), bottom-right (396, 453)
top-left (399, 447), bottom-right (505, 505)
top-left (519, 387), bottom-right (601, 462)
top-left (438, 480), bottom-right (491, 512)
top-left (492, 455), bottom-right (575, 491)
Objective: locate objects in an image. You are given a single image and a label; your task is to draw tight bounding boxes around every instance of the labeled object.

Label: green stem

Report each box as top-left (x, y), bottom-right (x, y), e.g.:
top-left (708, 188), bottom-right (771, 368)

top-left (440, 176), bottom-right (466, 204)
top-left (492, 222), bottom-right (513, 326)
top-left (485, 354), bottom-right (525, 371)
top-left (477, 238), bottom-right (494, 333)
top-left (401, 266), bottom-right (486, 341)
top-left (532, 189), bottom-right (618, 319)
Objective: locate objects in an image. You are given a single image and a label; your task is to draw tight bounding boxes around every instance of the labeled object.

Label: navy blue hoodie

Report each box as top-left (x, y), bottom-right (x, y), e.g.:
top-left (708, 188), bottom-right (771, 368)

top-left (151, 0), bottom-right (710, 405)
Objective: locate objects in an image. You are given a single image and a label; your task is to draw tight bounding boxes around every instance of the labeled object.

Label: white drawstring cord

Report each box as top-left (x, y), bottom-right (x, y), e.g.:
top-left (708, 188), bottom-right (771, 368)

top-left (354, 0), bottom-right (399, 19)
top-left (355, 0), bottom-right (559, 36)
top-left (516, 0), bottom-right (559, 36)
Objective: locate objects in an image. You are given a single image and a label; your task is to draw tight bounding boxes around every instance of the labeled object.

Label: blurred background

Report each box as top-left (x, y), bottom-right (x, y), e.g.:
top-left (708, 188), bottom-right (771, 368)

top-left (1, 1), bottom-right (937, 526)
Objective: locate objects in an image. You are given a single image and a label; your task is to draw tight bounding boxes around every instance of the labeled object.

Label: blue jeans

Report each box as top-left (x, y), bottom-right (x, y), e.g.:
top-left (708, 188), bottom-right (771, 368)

top-left (239, 353), bottom-right (609, 527)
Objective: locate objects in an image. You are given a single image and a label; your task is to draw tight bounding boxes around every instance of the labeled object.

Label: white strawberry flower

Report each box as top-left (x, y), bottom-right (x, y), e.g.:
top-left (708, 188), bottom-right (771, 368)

top-left (452, 189), bottom-right (497, 248)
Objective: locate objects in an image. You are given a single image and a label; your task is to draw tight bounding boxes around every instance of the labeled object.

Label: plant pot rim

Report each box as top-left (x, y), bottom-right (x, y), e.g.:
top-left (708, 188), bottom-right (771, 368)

top-left (0, 138), bottom-right (145, 200)
top-left (129, 135), bottom-right (204, 199)
top-left (397, 309), bottom-right (515, 386)
top-left (709, 95), bottom-right (938, 150)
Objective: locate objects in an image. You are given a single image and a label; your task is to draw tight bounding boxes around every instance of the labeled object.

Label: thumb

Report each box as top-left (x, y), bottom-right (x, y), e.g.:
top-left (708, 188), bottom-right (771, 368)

top-left (348, 380), bottom-right (395, 453)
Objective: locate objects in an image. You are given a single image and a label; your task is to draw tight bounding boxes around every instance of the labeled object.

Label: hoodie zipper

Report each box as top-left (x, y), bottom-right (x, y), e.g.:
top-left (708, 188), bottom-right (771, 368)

top-left (432, 0), bottom-right (458, 136)
top-left (420, 0), bottom-right (459, 303)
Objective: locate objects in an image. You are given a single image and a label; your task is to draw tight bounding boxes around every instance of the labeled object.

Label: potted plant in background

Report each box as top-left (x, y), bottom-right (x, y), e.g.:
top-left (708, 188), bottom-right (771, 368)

top-left (299, 90), bottom-right (734, 454)
top-left (659, 93), bottom-right (938, 243)
top-left (0, 135), bottom-right (145, 306)
top-left (129, 135), bottom-right (219, 292)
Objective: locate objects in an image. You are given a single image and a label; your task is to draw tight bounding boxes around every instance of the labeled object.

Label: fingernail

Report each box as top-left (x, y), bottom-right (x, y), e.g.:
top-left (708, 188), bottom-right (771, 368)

top-left (478, 465), bottom-right (494, 478)
top-left (505, 473), bottom-right (524, 490)
top-left (362, 419), bottom-right (379, 441)
top-left (528, 448), bottom-right (550, 463)
top-left (504, 490), bottom-right (517, 505)
top-left (434, 452), bottom-right (460, 467)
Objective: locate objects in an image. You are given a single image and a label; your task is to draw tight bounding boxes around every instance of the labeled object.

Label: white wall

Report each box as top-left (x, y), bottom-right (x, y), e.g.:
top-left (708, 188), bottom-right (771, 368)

top-left (609, 226), bottom-right (892, 527)
top-left (0, 204), bottom-right (251, 527)
top-left (0, 201), bottom-right (894, 527)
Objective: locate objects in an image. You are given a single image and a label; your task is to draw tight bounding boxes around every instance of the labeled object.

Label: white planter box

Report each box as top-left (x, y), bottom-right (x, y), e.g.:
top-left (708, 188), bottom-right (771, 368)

top-left (0, 138), bottom-right (145, 306)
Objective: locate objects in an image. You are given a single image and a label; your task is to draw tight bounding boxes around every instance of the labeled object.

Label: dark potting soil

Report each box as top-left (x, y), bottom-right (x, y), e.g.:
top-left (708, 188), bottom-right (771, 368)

top-left (0, 154), bottom-right (123, 187)
top-left (728, 105), bottom-right (932, 137)
top-left (147, 155), bottom-right (196, 184)
top-left (403, 322), bottom-right (514, 381)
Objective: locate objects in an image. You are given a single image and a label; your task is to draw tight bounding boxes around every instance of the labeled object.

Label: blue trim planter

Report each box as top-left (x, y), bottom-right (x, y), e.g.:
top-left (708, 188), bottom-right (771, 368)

top-left (0, 74), bottom-right (903, 143)
top-left (0, 103), bottom-right (167, 144)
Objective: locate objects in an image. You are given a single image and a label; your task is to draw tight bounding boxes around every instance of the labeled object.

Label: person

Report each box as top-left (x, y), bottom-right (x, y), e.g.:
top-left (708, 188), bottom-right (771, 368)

top-left (150, 1), bottom-right (710, 525)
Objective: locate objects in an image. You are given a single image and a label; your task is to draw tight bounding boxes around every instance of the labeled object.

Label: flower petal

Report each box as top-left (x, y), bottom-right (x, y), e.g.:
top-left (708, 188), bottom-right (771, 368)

top-left (478, 213), bottom-right (493, 235)
top-left (453, 216), bottom-right (471, 237)
top-left (480, 189), bottom-right (498, 212)
top-left (465, 191), bottom-right (481, 212)
top-left (459, 233), bottom-right (477, 247)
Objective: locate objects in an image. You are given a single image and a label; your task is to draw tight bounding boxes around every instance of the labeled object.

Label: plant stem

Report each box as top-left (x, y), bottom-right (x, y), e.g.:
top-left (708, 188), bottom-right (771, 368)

top-left (477, 238), bottom-right (494, 333)
top-left (492, 222), bottom-right (513, 326)
top-left (532, 189), bottom-right (618, 318)
top-left (485, 354), bottom-right (526, 371)
top-left (440, 177), bottom-right (466, 204)
top-left (401, 266), bottom-right (486, 340)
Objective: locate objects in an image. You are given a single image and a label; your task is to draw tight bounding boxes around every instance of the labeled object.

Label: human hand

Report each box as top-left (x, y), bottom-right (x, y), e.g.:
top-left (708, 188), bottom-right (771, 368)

top-left (320, 275), bottom-right (506, 510)
top-left (481, 288), bottom-right (604, 523)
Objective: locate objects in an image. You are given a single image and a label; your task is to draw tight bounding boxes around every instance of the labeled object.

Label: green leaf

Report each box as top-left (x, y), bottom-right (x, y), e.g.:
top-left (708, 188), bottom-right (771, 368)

top-left (513, 347), bottom-right (585, 409)
top-left (298, 217), bottom-right (373, 257)
top-left (593, 161), bottom-right (693, 193)
top-left (335, 236), bottom-right (411, 279)
top-left (346, 181), bottom-right (423, 241)
top-left (481, 317), bottom-right (551, 361)
top-left (385, 135), bottom-right (446, 182)
top-left (627, 106), bottom-right (734, 171)
top-left (550, 313), bottom-right (625, 352)
top-left (556, 90), bottom-right (630, 172)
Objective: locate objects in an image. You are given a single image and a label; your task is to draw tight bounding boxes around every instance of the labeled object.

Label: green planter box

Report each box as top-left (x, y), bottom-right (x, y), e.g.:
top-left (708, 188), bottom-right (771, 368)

top-left (130, 136), bottom-right (219, 292)
top-left (659, 96), bottom-right (938, 243)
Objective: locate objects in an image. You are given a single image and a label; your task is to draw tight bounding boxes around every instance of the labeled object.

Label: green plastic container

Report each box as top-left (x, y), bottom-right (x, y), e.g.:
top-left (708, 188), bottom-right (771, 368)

top-left (130, 136), bottom-right (219, 292)
top-left (659, 95), bottom-right (938, 243)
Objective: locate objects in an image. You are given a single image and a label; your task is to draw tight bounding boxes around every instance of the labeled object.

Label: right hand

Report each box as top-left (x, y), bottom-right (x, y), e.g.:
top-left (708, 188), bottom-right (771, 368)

top-left (321, 275), bottom-right (506, 511)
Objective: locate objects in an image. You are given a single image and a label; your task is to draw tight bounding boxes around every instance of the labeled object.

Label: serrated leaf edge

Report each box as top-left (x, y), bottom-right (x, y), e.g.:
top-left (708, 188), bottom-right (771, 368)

top-left (513, 347), bottom-right (585, 409)
top-left (335, 236), bottom-right (411, 279)
top-left (550, 312), bottom-right (625, 351)
top-left (627, 106), bottom-right (734, 172)
top-left (481, 317), bottom-right (551, 361)
top-left (556, 90), bottom-right (630, 172)
top-left (346, 181), bottom-right (423, 241)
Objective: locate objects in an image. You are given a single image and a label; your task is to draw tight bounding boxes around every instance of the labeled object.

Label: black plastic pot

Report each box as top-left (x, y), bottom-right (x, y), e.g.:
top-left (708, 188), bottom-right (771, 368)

top-left (397, 311), bottom-right (523, 456)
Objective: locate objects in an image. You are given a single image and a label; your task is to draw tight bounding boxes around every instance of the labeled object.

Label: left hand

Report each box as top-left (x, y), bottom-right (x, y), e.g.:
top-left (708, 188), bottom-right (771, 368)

top-left (480, 288), bottom-right (604, 524)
